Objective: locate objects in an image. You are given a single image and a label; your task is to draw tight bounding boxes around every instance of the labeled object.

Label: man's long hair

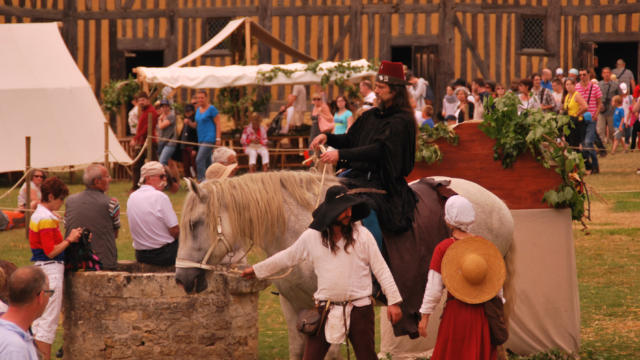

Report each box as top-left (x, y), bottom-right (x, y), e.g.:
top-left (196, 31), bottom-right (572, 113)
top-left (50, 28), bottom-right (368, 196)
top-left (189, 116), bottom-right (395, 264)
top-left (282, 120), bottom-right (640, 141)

top-left (320, 220), bottom-right (356, 254)
top-left (380, 83), bottom-right (413, 114)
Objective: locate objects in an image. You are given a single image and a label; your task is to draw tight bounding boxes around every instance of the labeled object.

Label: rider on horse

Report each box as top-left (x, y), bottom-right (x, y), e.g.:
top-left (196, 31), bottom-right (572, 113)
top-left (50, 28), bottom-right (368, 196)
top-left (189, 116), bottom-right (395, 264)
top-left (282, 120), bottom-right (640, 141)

top-left (310, 61), bottom-right (417, 242)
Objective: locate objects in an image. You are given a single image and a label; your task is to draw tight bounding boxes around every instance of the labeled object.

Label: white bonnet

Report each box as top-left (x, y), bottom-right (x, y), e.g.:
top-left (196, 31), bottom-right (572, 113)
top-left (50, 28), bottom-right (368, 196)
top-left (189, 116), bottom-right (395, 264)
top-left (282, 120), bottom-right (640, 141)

top-left (444, 195), bottom-right (476, 232)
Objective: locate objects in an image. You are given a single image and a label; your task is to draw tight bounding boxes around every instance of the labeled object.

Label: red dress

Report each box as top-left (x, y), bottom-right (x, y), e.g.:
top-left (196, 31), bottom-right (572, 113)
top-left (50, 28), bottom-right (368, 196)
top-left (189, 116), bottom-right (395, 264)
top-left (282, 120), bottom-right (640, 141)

top-left (430, 238), bottom-right (496, 360)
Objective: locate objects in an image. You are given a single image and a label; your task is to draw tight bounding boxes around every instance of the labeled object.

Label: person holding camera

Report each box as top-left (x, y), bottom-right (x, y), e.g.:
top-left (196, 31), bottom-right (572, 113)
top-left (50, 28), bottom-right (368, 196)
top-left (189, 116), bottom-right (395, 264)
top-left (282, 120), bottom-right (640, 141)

top-left (64, 164), bottom-right (121, 270)
top-left (28, 177), bottom-right (82, 360)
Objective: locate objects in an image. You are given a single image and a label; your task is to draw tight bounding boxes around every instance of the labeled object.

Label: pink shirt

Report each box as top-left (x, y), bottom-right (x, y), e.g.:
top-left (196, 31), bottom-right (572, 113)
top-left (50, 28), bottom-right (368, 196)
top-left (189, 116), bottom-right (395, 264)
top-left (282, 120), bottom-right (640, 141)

top-left (241, 125), bottom-right (268, 148)
top-left (313, 103), bottom-right (335, 133)
top-left (575, 82), bottom-right (602, 116)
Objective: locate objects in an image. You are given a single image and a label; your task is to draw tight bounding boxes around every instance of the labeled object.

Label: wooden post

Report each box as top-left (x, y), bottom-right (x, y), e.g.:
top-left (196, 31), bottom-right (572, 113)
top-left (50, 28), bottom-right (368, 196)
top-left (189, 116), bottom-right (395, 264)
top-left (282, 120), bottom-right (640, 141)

top-left (146, 114), bottom-right (153, 162)
top-left (245, 19), bottom-right (252, 65)
top-left (25, 136), bottom-right (31, 240)
top-left (104, 122), bottom-right (110, 173)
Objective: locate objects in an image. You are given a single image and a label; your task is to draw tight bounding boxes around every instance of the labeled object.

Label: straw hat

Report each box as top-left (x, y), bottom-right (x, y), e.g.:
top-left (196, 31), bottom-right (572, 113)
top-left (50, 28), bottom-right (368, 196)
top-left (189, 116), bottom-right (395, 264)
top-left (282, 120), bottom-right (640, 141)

top-left (441, 236), bottom-right (506, 304)
top-left (205, 162), bottom-right (237, 181)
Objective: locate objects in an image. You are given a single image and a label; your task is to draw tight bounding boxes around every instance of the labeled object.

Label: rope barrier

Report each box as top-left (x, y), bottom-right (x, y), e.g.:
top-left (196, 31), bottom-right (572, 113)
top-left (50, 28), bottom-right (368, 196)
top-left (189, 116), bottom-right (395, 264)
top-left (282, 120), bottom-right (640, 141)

top-left (150, 136), bottom-right (311, 154)
top-left (0, 169), bottom-right (34, 202)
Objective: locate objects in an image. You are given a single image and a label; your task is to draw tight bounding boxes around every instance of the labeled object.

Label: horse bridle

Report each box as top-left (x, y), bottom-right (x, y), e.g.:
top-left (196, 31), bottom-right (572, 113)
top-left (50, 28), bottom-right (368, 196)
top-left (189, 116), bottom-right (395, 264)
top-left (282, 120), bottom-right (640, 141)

top-left (175, 215), bottom-right (235, 271)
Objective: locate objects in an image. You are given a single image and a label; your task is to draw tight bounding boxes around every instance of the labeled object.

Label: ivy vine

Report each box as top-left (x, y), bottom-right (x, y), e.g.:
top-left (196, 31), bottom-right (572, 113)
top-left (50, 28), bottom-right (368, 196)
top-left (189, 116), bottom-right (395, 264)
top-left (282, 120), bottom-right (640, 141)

top-left (101, 77), bottom-right (141, 114)
top-left (480, 93), bottom-right (587, 221)
top-left (415, 122), bottom-right (459, 164)
top-left (216, 87), bottom-right (271, 130)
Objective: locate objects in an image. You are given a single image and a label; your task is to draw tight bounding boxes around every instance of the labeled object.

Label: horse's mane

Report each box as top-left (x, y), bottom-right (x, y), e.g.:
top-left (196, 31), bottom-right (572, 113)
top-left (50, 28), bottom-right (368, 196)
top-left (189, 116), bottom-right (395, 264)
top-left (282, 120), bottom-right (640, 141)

top-left (195, 170), bottom-right (339, 250)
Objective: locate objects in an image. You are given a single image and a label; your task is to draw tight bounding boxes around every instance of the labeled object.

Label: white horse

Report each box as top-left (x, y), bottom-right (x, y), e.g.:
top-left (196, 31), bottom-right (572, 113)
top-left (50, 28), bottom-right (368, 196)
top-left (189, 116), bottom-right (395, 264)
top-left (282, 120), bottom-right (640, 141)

top-left (175, 171), bottom-right (513, 359)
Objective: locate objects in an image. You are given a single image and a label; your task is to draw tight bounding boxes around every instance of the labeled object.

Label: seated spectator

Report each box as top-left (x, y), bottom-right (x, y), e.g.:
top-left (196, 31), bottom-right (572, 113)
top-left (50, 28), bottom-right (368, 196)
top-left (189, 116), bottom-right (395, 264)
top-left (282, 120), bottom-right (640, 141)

top-left (28, 177), bottom-right (82, 359)
top-left (0, 266), bottom-right (52, 359)
top-left (205, 162), bottom-right (238, 181)
top-left (64, 164), bottom-right (120, 270)
top-left (18, 169), bottom-right (46, 211)
top-left (127, 162), bottom-right (179, 267)
top-left (241, 113), bottom-right (270, 173)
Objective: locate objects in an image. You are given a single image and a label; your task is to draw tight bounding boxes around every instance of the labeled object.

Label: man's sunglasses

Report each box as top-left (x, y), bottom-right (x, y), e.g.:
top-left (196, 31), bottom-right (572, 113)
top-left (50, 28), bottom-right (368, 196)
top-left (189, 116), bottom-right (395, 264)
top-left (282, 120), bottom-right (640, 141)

top-left (42, 289), bottom-right (54, 296)
top-left (33, 174), bottom-right (45, 179)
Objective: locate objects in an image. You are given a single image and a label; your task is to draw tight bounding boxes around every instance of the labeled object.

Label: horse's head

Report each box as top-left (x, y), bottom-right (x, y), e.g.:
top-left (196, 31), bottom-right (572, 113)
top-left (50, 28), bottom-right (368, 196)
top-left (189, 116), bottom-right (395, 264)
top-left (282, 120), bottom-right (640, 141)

top-left (175, 178), bottom-right (235, 294)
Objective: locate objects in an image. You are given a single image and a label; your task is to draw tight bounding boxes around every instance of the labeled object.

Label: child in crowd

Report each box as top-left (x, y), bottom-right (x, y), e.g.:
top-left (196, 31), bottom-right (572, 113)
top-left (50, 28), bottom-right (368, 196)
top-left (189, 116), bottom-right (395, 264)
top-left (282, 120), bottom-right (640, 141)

top-left (418, 105), bottom-right (435, 128)
top-left (442, 86), bottom-right (459, 120)
top-left (611, 95), bottom-right (627, 154)
top-left (241, 112), bottom-right (270, 172)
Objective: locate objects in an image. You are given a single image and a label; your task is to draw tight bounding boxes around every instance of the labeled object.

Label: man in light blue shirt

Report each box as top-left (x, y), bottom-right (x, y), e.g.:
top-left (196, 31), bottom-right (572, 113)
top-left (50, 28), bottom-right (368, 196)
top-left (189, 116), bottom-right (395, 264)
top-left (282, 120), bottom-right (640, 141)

top-left (0, 266), bottom-right (51, 360)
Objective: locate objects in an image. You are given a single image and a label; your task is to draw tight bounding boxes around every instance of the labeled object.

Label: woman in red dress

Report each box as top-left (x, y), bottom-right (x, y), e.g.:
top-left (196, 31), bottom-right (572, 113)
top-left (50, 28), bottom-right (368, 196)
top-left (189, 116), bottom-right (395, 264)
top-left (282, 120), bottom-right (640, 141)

top-left (418, 195), bottom-right (505, 360)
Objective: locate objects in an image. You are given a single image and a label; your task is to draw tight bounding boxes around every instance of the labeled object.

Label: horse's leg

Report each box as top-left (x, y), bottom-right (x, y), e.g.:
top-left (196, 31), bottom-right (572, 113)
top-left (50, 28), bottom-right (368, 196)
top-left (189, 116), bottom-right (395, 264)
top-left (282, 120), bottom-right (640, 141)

top-left (279, 294), bottom-right (307, 360)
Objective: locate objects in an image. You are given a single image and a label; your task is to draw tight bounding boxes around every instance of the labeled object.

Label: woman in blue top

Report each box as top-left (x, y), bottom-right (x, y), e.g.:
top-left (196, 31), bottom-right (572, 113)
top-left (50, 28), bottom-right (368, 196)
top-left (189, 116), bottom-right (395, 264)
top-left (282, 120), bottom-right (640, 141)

top-left (333, 95), bottom-right (353, 135)
top-left (194, 90), bottom-right (221, 181)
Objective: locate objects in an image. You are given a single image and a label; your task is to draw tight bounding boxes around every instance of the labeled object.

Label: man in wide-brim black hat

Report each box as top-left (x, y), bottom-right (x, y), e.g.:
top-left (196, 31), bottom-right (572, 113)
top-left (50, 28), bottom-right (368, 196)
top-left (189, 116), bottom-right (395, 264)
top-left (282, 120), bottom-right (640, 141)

top-left (310, 61), bottom-right (417, 240)
top-left (242, 185), bottom-right (403, 360)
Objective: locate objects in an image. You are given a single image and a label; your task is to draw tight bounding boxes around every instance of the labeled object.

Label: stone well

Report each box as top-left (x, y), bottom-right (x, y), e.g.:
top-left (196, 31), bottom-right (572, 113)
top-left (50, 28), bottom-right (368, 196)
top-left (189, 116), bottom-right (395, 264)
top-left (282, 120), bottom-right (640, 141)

top-left (63, 262), bottom-right (268, 360)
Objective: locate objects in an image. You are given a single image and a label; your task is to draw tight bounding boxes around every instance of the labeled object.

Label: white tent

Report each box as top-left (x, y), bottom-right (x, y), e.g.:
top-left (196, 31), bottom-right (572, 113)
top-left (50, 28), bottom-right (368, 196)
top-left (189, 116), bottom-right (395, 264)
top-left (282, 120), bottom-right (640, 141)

top-left (136, 59), bottom-right (377, 89)
top-left (0, 22), bottom-right (132, 173)
top-left (134, 17), bottom-right (375, 89)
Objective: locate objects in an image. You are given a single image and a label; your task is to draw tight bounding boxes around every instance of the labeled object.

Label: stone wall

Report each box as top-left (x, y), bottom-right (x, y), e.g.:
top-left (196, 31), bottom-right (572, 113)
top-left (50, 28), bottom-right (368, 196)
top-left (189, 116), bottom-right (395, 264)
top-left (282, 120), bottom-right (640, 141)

top-left (63, 263), bottom-right (268, 359)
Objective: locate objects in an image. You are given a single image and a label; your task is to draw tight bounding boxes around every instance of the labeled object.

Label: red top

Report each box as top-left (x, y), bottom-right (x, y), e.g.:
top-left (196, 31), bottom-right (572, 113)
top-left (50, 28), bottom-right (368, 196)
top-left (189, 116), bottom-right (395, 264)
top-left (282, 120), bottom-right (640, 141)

top-left (133, 105), bottom-right (158, 145)
top-left (429, 237), bottom-right (455, 274)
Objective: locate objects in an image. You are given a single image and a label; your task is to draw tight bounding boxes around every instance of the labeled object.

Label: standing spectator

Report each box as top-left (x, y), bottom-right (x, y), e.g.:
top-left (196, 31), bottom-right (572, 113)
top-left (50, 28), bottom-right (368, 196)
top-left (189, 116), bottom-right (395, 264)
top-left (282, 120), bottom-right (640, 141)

top-left (541, 68), bottom-right (553, 90)
top-left (0, 266), bottom-right (52, 360)
top-left (28, 177), bottom-right (82, 359)
top-left (612, 58), bottom-right (636, 91)
top-left (333, 95), bottom-right (353, 135)
top-left (454, 87), bottom-right (473, 124)
top-left (194, 90), bottom-right (221, 182)
top-left (127, 97), bottom-right (139, 136)
top-left (310, 92), bottom-right (334, 149)
top-left (517, 78), bottom-right (541, 115)
top-left (178, 104), bottom-right (198, 178)
top-left (359, 80), bottom-right (376, 112)
top-left (551, 78), bottom-right (565, 113)
top-left (127, 162), bottom-right (179, 267)
top-left (598, 67), bottom-right (620, 144)
top-left (418, 195), bottom-right (505, 360)
top-left (563, 78), bottom-right (589, 148)
top-left (471, 78), bottom-right (490, 120)
top-left (494, 83), bottom-right (506, 98)
top-left (555, 68), bottom-right (565, 82)
top-left (17, 169), bottom-right (45, 211)
top-left (531, 73), bottom-right (555, 111)
top-left (611, 95), bottom-right (627, 154)
top-left (576, 68), bottom-right (603, 169)
top-left (620, 83), bottom-right (636, 147)
top-left (407, 70), bottom-right (433, 111)
top-left (611, 95), bottom-right (627, 155)
top-left (157, 99), bottom-right (177, 165)
top-left (285, 85), bottom-right (307, 132)
top-left (441, 85), bottom-right (460, 120)
top-left (64, 164), bottom-right (120, 270)
top-left (418, 105), bottom-right (435, 128)
top-left (241, 113), bottom-right (270, 173)
top-left (129, 92), bottom-right (158, 191)
top-left (567, 68), bottom-right (579, 82)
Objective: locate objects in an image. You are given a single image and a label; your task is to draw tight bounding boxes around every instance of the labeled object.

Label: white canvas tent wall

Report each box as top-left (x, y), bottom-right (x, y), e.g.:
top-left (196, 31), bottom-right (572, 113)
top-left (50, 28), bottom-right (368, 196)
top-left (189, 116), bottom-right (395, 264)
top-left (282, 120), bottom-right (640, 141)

top-left (0, 22), bottom-right (132, 173)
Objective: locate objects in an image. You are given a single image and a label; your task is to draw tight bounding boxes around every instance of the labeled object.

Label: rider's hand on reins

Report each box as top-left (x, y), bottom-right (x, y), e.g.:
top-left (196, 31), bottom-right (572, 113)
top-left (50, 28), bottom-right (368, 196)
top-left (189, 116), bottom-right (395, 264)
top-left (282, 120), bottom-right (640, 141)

top-left (241, 266), bottom-right (256, 279)
top-left (310, 133), bottom-right (327, 151)
top-left (320, 150), bottom-right (339, 165)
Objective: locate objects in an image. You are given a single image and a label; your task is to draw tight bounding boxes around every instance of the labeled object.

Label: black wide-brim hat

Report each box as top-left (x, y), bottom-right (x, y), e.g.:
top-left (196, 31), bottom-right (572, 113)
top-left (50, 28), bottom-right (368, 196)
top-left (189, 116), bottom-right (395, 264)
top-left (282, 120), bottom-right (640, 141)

top-left (309, 185), bottom-right (371, 231)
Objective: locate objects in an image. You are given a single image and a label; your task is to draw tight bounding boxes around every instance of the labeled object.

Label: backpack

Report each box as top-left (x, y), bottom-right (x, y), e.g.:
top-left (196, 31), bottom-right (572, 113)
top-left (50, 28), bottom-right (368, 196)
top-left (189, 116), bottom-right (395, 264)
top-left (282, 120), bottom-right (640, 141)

top-left (65, 229), bottom-right (102, 272)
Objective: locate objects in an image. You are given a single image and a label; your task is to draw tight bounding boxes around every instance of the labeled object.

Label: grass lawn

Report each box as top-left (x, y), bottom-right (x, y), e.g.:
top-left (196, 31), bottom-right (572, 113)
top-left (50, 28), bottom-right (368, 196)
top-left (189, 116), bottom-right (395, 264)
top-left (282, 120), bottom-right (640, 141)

top-left (1, 150), bottom-right (639, 359)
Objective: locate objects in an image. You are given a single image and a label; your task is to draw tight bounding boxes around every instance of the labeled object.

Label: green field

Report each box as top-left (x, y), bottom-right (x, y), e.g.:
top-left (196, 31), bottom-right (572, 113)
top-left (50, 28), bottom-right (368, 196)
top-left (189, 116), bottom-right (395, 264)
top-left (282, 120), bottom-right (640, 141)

top-left (1, 151), bottom-right (639, 359)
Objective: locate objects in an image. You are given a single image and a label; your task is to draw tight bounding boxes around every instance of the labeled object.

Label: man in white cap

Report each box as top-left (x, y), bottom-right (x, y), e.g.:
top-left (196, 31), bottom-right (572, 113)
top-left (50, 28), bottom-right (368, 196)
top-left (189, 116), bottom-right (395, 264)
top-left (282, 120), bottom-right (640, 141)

top-left (555, 67), bottom-right (565, 82)
top-left (568, 68), bottom-right (579, 82)
top-left (127, 161), bottom-right (179, 266)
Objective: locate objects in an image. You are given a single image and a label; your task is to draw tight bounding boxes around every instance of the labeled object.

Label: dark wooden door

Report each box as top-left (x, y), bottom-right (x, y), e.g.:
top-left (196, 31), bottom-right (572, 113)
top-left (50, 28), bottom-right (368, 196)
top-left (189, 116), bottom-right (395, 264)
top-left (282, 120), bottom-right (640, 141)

top-left (414, 46), bottom-right (439, 113)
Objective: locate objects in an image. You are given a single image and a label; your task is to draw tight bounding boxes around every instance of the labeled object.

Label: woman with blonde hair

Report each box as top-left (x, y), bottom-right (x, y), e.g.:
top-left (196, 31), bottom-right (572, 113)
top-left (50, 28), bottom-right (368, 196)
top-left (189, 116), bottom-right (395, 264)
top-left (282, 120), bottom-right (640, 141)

top-left (240, 112), bottom-right (270, 172)
top-left (310, 92), bottom-right (334, 150)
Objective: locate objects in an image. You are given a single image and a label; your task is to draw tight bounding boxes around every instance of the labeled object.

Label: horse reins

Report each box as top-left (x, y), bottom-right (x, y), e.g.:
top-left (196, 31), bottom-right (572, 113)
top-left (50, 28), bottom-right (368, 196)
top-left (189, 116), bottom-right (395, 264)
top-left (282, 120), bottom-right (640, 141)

top-left (175, 215), bottom-right (237, 271)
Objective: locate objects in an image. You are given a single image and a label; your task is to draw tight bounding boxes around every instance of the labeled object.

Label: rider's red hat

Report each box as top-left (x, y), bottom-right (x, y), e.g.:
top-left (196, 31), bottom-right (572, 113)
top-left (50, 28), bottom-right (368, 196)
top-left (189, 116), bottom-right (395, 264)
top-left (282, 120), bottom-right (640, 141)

top-left (376, 61), bottom-right (410, 85)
